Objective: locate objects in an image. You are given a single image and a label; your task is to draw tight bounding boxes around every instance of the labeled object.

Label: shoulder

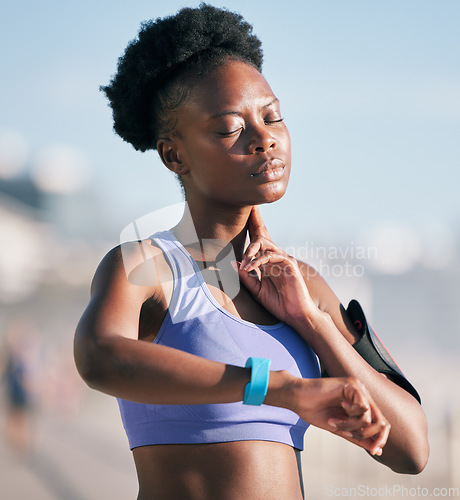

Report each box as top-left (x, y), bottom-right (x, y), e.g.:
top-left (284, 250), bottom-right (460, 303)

top-left (91, 238), bottom-right (170, 299)
top-left (76, 238), bottom-right (173, 347)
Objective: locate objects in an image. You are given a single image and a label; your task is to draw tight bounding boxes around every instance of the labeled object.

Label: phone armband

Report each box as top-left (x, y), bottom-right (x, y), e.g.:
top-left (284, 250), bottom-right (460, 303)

top-left (321, 300), bottom-right (421, 404)
top-left (346, 299), bottom-right (421, 403)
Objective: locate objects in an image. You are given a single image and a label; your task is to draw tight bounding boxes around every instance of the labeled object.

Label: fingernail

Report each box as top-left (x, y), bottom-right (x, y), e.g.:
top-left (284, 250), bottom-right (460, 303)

top-left (328, 419), bottom-right (338, 429)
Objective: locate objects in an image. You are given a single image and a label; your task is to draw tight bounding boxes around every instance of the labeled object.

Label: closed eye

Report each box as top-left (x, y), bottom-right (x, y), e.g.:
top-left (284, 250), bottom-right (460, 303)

top-left (265, 118), bottom-right (284, 125)
top-left (218, 127), bottom-right (244, 137)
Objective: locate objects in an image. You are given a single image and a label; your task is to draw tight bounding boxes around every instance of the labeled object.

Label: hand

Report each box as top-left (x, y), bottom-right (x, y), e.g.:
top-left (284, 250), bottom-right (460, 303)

top-left (282, 374), bottom-right (390, 456)
top-left (238, 206), bottom-right (321, 327)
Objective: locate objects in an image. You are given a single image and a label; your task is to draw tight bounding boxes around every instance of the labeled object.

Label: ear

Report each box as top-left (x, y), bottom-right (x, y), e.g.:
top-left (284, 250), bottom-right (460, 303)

top-left (156, 138), bottom-right (189, 176)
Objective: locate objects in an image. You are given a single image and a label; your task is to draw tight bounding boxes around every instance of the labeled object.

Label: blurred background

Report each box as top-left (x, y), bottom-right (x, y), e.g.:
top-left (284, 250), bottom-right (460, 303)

top-left (0, 0), bottom-right (459, 498)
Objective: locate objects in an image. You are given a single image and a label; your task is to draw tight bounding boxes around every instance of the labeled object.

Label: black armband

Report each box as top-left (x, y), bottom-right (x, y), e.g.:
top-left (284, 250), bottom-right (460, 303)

top-left (346, 299), bottom-right (421, 404)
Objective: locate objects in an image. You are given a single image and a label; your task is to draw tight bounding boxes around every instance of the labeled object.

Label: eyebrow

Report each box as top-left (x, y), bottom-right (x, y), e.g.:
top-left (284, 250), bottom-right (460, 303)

top-left (209, 97), bottom-right (279, 120)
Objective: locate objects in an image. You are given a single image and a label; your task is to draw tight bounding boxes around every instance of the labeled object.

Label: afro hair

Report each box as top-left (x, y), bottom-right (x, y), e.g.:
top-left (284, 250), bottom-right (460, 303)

top-left (101, 3), bottom-right (263, 152)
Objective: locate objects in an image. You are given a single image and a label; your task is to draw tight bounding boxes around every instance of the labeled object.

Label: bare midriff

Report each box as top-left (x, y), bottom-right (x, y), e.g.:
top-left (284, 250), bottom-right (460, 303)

top-left (133, 440), bottom-right (303, 500)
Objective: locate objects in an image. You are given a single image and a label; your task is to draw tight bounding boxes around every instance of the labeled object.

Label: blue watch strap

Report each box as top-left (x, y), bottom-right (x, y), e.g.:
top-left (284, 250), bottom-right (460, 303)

top-left (243, 357), bottom-right (271, 406)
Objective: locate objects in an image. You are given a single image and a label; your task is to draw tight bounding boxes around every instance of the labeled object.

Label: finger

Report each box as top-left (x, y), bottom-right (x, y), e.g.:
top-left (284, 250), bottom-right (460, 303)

top-left (230, 260), bottom-right (239, 273)
top-left (367, 404), bottom-right (391, 455)
top-left (341, 399), bottom-right (372, 420)
top-left (356, 422), bottom-right (390, 456)
top-left (332, 418), bottom-right (386, 441)
top-left (332, 407), bottom-right (390, 456)
top-left (329, 425), bottom-right (387, 456)
top-left (356, 421), bottom-right (389, 443)
top-left (242, 207), bottom-right (285, 269)
top-left (241, 241), bottom-right (281, 271)
top-left (345, 434), bottom-right (384, 456)
top-left (370, 418), bottom-right (391, 456)
top-left (328, 414), bottom-right (373, 434)
top-left (243, 251), bottom-right (288, 273)
top-left (248, 206), bottom-right (271, 241)
top-left (241, 236), bottom-right (287, 270)
top-left (240, 239), bottom-right (264, 270)
top-left (237, 264), bottom-right (262, 295)
top-left (342, 379), bottom-right (371, 415)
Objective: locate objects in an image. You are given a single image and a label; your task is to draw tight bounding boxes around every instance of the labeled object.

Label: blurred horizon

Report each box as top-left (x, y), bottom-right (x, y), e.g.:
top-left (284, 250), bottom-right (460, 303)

top-left (1, 0), bottom-right (459, 239)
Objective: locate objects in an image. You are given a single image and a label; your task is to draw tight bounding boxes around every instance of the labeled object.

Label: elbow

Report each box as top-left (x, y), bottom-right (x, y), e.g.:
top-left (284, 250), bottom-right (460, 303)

top-left (404, 440), bottom-right (430, 475)
top-left (73, 335), bottom-right (109, 391)
top-left (74, 347), bottom-right (101, 390)
top-left (74, 333), bottom-right (134, 395)
top-left (406, 408), bottom-right (430, 474)
top-left (395, 396), bottom-right (430, 475)
top-left (394, 448), bottom-right (429, 475)
top-left (75, 358), bottom-right (103, 390)
top-left (380, 440), bottom-right (429, 475)
top-left (380, 406), bottom-right (430, 475)
top-left (392, 423), bottom-right (430, 475)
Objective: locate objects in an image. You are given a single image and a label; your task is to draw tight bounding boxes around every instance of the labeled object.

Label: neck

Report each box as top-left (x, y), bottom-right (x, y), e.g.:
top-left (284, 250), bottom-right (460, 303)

top-left (172, 199), bottom-right (253, 262)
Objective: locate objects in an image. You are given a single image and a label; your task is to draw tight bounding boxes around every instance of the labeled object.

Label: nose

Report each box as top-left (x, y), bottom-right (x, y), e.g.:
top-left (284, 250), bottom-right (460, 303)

top-left (247, 124), bottom-right (277, 154)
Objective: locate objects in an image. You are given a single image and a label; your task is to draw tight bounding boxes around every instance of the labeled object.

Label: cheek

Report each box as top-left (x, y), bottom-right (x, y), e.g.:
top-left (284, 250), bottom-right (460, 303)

top-left (187, 149), bottom-right (237, 193)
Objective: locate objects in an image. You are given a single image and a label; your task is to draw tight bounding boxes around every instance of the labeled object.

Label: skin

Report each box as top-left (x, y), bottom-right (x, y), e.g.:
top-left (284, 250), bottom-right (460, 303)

top-left (74, 60), bottom-right (429, 499)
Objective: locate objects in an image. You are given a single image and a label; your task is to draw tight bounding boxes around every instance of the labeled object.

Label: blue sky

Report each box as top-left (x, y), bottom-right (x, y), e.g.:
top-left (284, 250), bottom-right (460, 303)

top-left (1, 0), bottom-right (459, 254)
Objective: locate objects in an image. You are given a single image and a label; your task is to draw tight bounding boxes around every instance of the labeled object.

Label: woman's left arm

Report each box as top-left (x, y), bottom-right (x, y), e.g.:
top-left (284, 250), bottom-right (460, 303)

top-left (239, 207), bottom-right (429, 474)
top-left (297, 261), bottom-right (429, 474)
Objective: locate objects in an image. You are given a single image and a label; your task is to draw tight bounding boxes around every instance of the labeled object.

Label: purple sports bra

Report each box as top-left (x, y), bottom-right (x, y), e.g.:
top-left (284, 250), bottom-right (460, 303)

top-left (117, 230), bottom-right (321, 450)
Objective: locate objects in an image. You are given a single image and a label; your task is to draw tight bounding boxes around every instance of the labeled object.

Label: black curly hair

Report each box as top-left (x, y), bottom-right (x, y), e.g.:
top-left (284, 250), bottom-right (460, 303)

top-left (101, 3), bottom-right (263, 152)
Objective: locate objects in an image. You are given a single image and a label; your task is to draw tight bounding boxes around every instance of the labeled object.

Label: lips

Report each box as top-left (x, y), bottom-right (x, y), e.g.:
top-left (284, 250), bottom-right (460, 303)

top-left (250, 158), bottom-right (286, 177)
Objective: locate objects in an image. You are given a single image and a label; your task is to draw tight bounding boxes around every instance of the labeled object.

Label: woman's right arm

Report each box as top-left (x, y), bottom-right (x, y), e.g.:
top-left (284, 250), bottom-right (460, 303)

top-left (74, 242), bottom-right (252, 404)
top-left (74, 242), bottom-right (388, 456)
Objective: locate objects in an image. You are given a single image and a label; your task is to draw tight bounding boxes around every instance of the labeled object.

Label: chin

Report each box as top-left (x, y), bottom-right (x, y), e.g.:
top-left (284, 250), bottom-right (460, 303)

top-left (259, 180), bottom-right (289, 204)
top-left (230, 179), bottom-right (290, 207)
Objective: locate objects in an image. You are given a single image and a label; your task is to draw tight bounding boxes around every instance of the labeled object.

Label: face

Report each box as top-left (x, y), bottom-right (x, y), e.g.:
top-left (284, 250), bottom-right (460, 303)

top-left (163, 60), bottom-right (291, 208)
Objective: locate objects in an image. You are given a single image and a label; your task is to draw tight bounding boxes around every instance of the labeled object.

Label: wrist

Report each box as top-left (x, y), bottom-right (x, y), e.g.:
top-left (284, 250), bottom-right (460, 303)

top-left (264, 369), bottom-right (300, 412)
top-left (243, 357), bottom-right (271, 405)
top-left (290, 308), bottom-right (334, 341)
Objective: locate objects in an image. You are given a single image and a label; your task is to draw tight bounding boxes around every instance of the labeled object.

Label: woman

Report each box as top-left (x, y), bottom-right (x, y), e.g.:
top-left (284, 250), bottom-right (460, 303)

top-left (74, 5), bottom-right (429, 499)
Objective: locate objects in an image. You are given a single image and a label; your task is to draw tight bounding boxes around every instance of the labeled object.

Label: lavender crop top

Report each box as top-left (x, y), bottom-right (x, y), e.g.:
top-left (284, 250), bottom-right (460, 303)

top-left (117, 230), bottom-right (321, 451)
